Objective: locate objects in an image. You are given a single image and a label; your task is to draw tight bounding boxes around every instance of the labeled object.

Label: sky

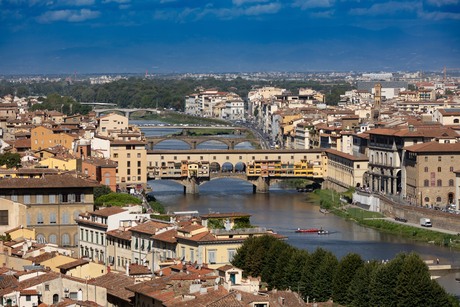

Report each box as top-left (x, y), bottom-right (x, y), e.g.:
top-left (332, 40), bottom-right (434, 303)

top-left (0, 0), bottom-right (459, 75)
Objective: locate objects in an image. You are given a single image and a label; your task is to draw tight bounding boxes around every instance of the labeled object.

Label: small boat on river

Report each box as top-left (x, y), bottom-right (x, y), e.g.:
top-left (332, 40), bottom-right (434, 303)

top-left (295, 228), bottom-right (320, 233)
top-left (318, 229), bottom-right (329, 235)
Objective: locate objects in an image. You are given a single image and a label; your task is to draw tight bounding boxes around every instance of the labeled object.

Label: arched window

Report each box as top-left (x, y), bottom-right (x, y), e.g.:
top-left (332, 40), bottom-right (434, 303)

top-left (437, 179), bottom-right (442, 187)
top-left (36, 234), bottom-right (46, 244)
top-left (104, 172), bottom-right (111, 186)
top-left (53, 294), bottom-right (59, 304)
top-left (436, 196), bottom-right (442, 202)
top-left (73, 210), bottom-right (81, 221)
top-left (449, 179), bottom-right (454, 186)
top-left (424, 179), bottom-right (429, 187)
top-left (49, 234), bottom-right (57, 244)
top-left (424, 197), bottom-right (430, 202)
top-left (454, 119), bottom-right (459, 124)
top-left (62, 212), bottom-right (69, 224)
top-left (62, 234), bottom-right (70, 246)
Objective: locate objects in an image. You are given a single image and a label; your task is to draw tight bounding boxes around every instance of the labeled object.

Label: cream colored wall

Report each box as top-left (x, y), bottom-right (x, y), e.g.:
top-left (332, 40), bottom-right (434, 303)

top-left (66, 262), bottom-right (107, 278)
top-left (111, 144), bottom-right (147, 188)
top-left (40, 157), bottom-right (77, 171)
top-left (40, 255), bottom-right (75, 272)
top-left (8, 228), bottom-right (35, 241)
top-left (0, 198), bottom-right (27, 235)
top-left (0, 253), bottom-right (32, 270)
top-left (98, 113), bottom-right (129, 137)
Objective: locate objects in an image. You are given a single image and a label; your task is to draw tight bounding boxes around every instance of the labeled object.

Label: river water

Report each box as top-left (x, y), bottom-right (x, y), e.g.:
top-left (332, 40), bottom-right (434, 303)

top-left (135, 120), bottom-right (460, 268)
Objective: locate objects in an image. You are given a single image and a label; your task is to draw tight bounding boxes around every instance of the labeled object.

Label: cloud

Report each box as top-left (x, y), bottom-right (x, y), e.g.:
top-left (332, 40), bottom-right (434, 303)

top-left (349, 1), bottom-right (420, 16)
top-left (419, 10), bottom-right (460, 20)
top-left (310, 9), bottom-right (334, 18)
top-left (293, 0), bottom-right (334, 10)
top-left (244, 3), bottom-right (281, 15)
top-left (102, 0), bottom-right (130, 3)
top-left (233, 0), bottom-right (270, 6)
top-left (37, 8), bottom-right (100, 23)
top-left (57, 0), bottom-right (95, 6)
top-left (425, 0), bottom-right (459, 6)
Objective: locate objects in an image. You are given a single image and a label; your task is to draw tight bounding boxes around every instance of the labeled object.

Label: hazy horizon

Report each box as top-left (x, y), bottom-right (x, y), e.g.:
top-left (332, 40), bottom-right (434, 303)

top-left (1, 0), bottom-right (459, 75)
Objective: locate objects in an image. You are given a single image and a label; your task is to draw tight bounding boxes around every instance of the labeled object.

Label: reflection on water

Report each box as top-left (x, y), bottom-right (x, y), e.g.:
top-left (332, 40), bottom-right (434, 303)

top-left (148, 178), bottom-right (460, 265)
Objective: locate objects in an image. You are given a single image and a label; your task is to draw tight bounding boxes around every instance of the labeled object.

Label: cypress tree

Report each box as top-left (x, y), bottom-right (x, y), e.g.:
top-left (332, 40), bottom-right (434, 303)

top-left (332, 253), bottom-right (364, 304)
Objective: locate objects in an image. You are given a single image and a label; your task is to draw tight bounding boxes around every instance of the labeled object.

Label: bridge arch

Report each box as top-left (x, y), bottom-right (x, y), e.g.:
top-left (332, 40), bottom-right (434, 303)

top-left (196, 140), bottom-right (229, 149)
top-left (222, 162), bottom-right (234, 172)
top-left (235, 162), bottom-right (246, 173)
top-left (210, 162), bottom-right (221, 173)
top-left (151, 139), bottom-right (191, 150)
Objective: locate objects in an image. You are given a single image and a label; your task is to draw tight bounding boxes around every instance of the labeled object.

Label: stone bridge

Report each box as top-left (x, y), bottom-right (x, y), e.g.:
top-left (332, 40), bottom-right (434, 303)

top-left (147, 149), bottom-right (326, 194)
top-left (94, 108), bottom-right (161, 118)
top-left (146, 135), bottom-right (260, 150)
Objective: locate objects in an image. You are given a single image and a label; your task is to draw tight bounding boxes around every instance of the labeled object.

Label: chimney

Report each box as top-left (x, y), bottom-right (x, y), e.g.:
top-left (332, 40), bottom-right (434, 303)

top-left (235, 293), bottom-right (242, 301)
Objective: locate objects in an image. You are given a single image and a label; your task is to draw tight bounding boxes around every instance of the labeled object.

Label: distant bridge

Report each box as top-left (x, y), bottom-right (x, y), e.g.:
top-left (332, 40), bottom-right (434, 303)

top-left (146, 134), bottom-right (258, 150)
top-left (146, 149), bottom-right (325, 194)
top-left (80, 102), bottom-right (117, 106)
top-left (94, 108), bottom-right (161, 118)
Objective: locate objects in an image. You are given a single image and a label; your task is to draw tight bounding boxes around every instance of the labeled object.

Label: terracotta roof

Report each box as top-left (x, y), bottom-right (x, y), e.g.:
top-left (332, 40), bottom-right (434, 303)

top-left (216, 265), bottom-right (235, 272)
top-left (89, 272), bottom-right (135, 302)
top-left (106, 229), bottom-right (131, 240)
top-left (130, 220), bottom-right (170, 235)
top-left (27, 252), bottom-right (57, 264)
top-left (152, 229), bottom-right (177, 244)
top-left (10, 138), bottom-right (31, 149)
top-left (368, 127), bottom-right (458, 138)
top-left (82, 157), bottom-right (117, 168)
top-left (129, 264), bottom-right (151, 276)
top-left (325, 149), bottom-right (368, 161)
top-left (92, 206), bottom-right (126, 217)
top-left (405, 141), bottom-right (460, 153)
top-left (179, 224), bottom-right (205, 234)
top-left (0, 174), bottom-right (100, 189)
top-left (56, 258), bottom-right (89, 270)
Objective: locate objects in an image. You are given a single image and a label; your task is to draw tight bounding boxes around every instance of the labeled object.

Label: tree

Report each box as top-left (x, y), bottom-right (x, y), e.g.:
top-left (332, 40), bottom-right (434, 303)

top-left (395, 253), bottom-right (437, 307)
top-left (93, 185), bottom-right (112, 201)
top-left (347, 261), bottom-right (379, 307)
top-left (311, 250), bottom-right (338, 302)
top-left (332, 253), bottom-right (364, 305)
top-left (94, 192), bottom-right (141, 207)
top-left (369, 253), bottom-right (406, 307)
top-left (0, 152), bottom-right (21, 168)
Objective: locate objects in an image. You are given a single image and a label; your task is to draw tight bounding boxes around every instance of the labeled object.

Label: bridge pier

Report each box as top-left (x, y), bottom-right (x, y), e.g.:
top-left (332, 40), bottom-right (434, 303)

top-left (183, 178), bottom-right (199, 194)
top-left (253, 177), bottom-right (270, 193)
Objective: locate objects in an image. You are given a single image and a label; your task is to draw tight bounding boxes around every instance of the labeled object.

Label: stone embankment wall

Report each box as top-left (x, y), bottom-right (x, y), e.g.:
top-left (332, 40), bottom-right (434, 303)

top-left (353, 191), bottom-right (460, 233)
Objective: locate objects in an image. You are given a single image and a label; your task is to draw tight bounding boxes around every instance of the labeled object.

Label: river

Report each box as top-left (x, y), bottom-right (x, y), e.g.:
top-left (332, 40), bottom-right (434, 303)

top-left (135, 119), bottom-right (460, 294)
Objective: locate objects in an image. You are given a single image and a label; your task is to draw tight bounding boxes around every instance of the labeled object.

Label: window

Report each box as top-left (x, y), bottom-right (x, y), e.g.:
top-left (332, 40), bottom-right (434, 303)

top-left (190, 249), bottom-right (194, 263)
top-left (37, 212), bottom-right (44, 224)
top-left (62, 233), bottom-right (70, 246)
top-left (228, 249), bottom-right (236, 262)
top-left (49, 194), bottom-right (56, 203)
top-left (424, 167), bottom-right (428, 172)
top-left (436, 196), bottom-right (442, 202)
top-left (449, 179), bottom-right (454, 186)
top-left (424, 180), bottom-right (429, 187)
top-left (424, 197), bottom-right (430, 202)
top-left (60, 194), bottom-right (68, 203)
top-left (437, 179), bottom-right (442, 187)
top-left (438, 167), bottom-right (441, 172)
top-left (0, 210), bottom-right (8, 225)
top-left (208, 250), bottom-right (217, 264)
top-left (49, 234), bottom-right (57, 244)
top-left (438, 156), bottom-right (442, 162)
top-left (26, 296), bottom-right (31, 301)
top-left (36, 194), bottom-right (43, 204)
top-left (450, 166), bottom-right (454, 172)
top-left (50, 212), bottom-right (56, 224)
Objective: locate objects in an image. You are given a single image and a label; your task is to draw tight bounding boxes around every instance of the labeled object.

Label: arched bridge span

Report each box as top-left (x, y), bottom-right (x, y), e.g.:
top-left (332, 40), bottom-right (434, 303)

top-left (147, 149), bottom-right (326, 194)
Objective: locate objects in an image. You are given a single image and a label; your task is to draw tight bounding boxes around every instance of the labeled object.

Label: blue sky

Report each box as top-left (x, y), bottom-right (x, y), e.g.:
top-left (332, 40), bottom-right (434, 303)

top-left (0, 0), bottom-right (459, 74)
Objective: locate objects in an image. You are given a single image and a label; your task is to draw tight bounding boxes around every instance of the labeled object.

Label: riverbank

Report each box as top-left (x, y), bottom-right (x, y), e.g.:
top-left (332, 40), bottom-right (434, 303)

top-left (308, 189), bottom-right (460, 250)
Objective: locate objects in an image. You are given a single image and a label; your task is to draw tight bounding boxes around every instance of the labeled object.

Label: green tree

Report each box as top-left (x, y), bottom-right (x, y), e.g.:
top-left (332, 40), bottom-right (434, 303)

top-left (369, 253), bottom-right (406, 307)
top-left (311, 250), bottom-right (338, 302)
top-left (94, 192), bottom-right (141, 207)
top-left (395, 253), bottom-right (437, 307)
top-left (0, 152), bottom-right (21, 168)
top-left (347, 261), bottom-right (379, 307)
top-left (93, 185), bottom-right (112, 200)
top-left (149, 201), bottom-right (166, 214)
top-left (332, 253), bottom-right (364, 304)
